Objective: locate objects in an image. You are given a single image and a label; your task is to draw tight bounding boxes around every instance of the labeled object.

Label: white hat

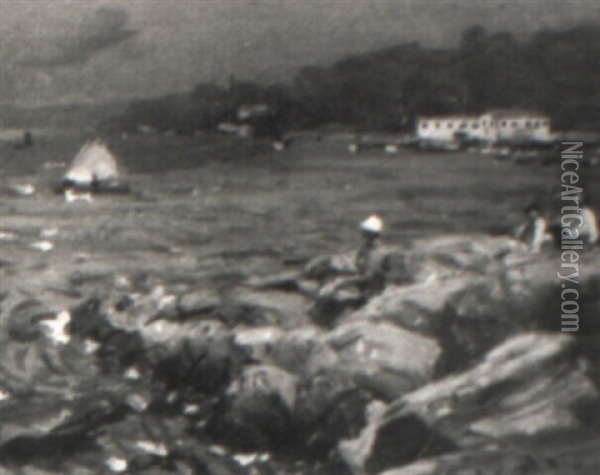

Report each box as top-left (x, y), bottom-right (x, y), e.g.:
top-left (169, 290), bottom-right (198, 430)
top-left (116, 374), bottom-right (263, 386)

top-left (360, 214), bottom-right (384, 234)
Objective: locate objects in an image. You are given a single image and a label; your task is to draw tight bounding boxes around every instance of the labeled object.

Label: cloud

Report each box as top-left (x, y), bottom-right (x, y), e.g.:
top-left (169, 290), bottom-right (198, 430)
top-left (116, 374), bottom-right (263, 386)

top-left (20, 7), bottom-right (137, 67)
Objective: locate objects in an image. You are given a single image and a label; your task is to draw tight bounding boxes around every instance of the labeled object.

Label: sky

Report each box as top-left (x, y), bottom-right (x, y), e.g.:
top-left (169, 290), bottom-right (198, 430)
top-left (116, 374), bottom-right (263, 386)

top-left (1, 0), bottom-right (599, 107)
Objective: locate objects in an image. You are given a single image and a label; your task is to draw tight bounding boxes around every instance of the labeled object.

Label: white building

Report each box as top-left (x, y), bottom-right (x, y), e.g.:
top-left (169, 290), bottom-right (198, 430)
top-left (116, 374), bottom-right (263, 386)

top-left (479, 109), bottom-right (552, 144)
top-left (416, 115), bottom-right (484, 145)
top-left (237, 104), bottom-right (270, 121)
top-left (416, 110), bottom-right (552, 146)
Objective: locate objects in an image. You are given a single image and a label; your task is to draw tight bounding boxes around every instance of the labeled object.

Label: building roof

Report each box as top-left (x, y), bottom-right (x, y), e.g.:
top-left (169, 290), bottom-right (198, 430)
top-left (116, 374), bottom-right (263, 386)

top-left (237, 104), bottom-right (270, 120)
top-left (417, 115), bottom-right (480, 121)
top-left (484, 109), bottom-right (549, 120)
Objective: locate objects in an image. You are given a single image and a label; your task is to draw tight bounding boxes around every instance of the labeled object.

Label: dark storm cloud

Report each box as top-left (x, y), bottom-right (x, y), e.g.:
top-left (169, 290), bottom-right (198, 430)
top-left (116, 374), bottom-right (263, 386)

top-left (20, 7), bottom-right (137, 67)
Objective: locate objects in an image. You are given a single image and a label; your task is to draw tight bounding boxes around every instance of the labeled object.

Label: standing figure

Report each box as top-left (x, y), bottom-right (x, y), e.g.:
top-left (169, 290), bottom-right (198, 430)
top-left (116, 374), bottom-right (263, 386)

top-left (356, 214), bottom-right (384, 274)
top-left (355, 214), bottom-right (387, 296)
top-left (516, 204), bottom-right (549, 253)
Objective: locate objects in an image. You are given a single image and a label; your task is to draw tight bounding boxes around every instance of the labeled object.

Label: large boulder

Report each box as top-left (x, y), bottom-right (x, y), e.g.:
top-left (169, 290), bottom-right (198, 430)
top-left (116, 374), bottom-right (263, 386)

top-left (295, 369), bottom-right (374, 456)
top-left (93, 413), bottom-right (245, 475)
top-left (0, 307), bottom-right (106, 398)
top-left (5, 298), bottom-right (56, 342)
top-left (302, 239), bottom-right (505, 327)
top-left (378, 433), bottom-right (600, 475)
top-left (220, 288), bottom-right (311, 328)
top-left (440, 251), bottom-right (600, 370)
top-left (269, 325), bottom-right (325, 374)
top-left (339, 332), bottom-right (600, 474)
top-left (212, 364), bottom-right (299, 449)
top-left (340, 236), bottom-right (522, 338)
top-left (303, 251), bottom-right (358, 281)
top-left (376, 235), bottom-right (518, 286)
top-left (68, 290), bottom-right (240, 395)
top-left (0, 326), bottom-right (140, 469)
top-left (0, 392), bottom-right (121, 469)
top-left (343, 277), bottom-right (480, 336)
top-left (143, 319), bottom-right (239, 395)
top-left (310, 321), bottom-right (441, 400)
top-left (232, 325), bottom-right (286, 363)
top-left (178, 288), bottom-right (221, 318)
top-left (230, 324), bottom-right (325, 376)
top-left (346, 247), bottom-right (600, 374)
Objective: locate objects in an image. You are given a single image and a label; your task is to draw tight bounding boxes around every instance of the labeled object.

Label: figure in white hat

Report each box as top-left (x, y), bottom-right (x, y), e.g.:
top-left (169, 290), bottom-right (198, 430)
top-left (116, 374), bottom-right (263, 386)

top-left (310, 214), bottom-right (388, 325)
top-left (355, 214), bottom-right (384, 275)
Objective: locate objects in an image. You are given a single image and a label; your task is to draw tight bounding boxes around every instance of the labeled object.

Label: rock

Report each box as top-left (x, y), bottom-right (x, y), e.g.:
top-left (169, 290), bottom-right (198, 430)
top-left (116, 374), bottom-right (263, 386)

top-left (70, 293), bottom-right (238, 395)
top-left (0, 327), bottom-right (105, 397)
top-left (303, 252), bottom-right (357, 281)
top-left (339, 333), bottom-right (600, 474)
top-left (6, 299), bottom-right (55, 342)
top-left (307, 237), bottom-right (520, 329)
top-left (337, 400), bottom-right (388, 475)
top-left (383, 235), bottom-right (519, 286)
top-left (441, 252), bottom-right (600, 369)
top-left (233, 326), bottom-right (285, 362)
top-left (214, 364), bottom-right (299, 449)
top-left (144, 319), bottom-right (239, 394)
top-left (0, 391), bottom-right (118, 447)
top-left (269, 325), bottom-right (324, 374)
top-left (310, 276), bottom-right (367, 326)
top-left (344, 277), bottom-right (479, 336)
top-left (412, 235), bottom-right (518, 264)
top-left (245, 271), bottom-right (302, 291)
top-left (141, 319), bottom-right (228, 350)
top-left (295, 278), bottom-right (321, 298)
top-left (378, 434), bottom-right (600, 475)
top-left (178, 289), bottom-right (221, 318)
top-left (295, 368), bottom-right (373, 455)
top-left (383, 252), bottom-right (462, 286)
top-left (231, 325), bottom-right (332, 378)
top-left (221, 289), bottom-right (311, 329)
top-left (92, 413), bottom-right (245, 475)
top-left (105, 292), bottom-right (167, 333)
top-left (69, 296), bottom-right (147, 375)
top-left (346, 249), bottom-right (600, 375)
top-left (231, 364), bottom-right (298, 413)
top-left (312, 321), bottom-right (441, 400)
top-left (355, 235), bottom-right (512, 288)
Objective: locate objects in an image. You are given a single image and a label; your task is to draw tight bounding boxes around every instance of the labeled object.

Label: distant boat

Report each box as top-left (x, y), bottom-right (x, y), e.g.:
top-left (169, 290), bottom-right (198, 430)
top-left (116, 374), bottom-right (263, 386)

top-left (55, 139), bottom-right (130, 194)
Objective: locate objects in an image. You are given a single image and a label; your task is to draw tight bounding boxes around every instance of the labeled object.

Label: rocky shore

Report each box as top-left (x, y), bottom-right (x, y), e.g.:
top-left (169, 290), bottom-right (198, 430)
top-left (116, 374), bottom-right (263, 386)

top-left (1, 233), bottom-right (599, 474)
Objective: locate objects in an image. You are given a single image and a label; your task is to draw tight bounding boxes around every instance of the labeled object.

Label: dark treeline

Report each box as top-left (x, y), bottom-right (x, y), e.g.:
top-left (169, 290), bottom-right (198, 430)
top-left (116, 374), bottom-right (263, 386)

top-left (114, 24), bottom-right (600, 135)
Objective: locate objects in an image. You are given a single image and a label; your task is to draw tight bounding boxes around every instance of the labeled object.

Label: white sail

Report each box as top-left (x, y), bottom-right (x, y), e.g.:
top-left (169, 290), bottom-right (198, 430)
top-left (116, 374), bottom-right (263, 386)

top-left (64, 140), bottom-right (119, 185)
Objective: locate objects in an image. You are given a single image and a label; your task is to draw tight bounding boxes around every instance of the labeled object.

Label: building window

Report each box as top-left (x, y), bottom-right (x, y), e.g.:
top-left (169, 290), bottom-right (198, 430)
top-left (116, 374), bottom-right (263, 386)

top-left (471, 122), bottom-right (479, 130)
top-left (447, 122), bottom-right (454, 129)
top-left (501, 120), bottom-right (507, 127)
top-left (421, 122), bottom-right (428, 129)
top-left (534, 121), bottom-right (540, 128)
top-left (511, 121), bottom-right (518, 128)
top-left (435, 122), bottom-right (441, 129)
top-left (481, 119), bottom-right (487, 126)
top-left (459, 122), bottom-right (467, 129)
top-left (526, 121), bottom-right (532, 128)
top-left (541, 120), bottom-right (549, 126)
